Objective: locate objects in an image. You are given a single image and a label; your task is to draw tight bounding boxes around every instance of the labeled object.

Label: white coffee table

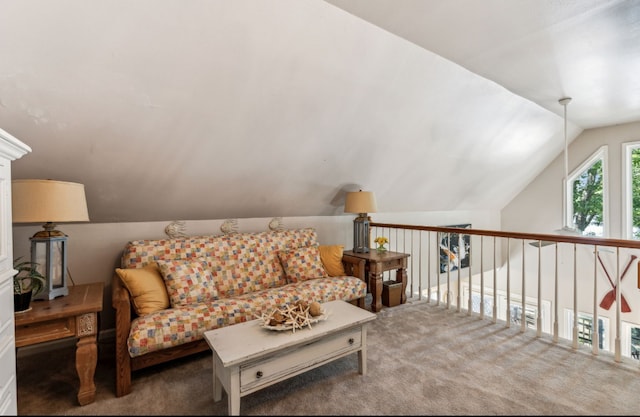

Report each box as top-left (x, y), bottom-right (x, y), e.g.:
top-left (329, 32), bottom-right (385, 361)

top-left (204, 300), bottom-right (376, 415)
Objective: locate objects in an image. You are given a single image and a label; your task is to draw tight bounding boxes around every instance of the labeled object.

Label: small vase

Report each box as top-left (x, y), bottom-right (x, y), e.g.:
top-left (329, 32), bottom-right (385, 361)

top-left (376, 246), bottom-right (387, 253)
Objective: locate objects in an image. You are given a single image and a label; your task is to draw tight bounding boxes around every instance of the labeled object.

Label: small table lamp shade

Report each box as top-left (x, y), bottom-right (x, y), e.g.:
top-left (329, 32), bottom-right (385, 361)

top-left (12, 179), bottom-right (89, 224)
top-left (12, 179), bottom-right (89, 300)
top-left (344, 190), bottom-right (377, 253)
top-left (344, 191), bottom-right (377, 215)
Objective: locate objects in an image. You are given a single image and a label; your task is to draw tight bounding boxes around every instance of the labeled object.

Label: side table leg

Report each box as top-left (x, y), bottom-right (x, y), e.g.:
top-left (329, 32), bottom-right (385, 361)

top-left (370, 271), bottom-right (383, 312)
top-left (358, 325), bottom-right (368, 375)
top-left (76, 335), bottom-right (98, 405)
top-left (228, 367), bottom-right (241, 416)
top-left (397, 266), bottom-right (408, 304)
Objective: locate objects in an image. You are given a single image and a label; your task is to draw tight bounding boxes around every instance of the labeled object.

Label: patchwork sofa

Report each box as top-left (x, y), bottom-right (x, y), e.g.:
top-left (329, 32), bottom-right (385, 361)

top-left (112, 227), bottom-right (367, 397)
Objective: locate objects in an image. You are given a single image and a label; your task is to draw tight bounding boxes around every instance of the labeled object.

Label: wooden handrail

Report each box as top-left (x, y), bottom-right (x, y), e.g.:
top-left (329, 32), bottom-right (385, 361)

top-left (371, 222), bottom-right (640, 249)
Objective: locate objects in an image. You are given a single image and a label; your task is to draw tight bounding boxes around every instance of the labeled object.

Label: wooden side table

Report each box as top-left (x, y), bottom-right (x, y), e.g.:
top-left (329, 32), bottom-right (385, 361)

top-left (343, 250), bottom-right (409, 312)
top-left (14, 282), bottom-right (104, 406)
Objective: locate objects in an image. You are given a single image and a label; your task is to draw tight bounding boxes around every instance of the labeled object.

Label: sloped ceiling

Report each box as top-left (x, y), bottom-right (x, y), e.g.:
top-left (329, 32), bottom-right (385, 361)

top-left (3, 0), bottom-right (636, 224)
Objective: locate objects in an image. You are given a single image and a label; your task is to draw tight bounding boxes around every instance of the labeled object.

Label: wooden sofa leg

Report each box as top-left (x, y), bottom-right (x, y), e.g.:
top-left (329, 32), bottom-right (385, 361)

top-left (115, 354), bottom-right (132, 397)
top-left (115, 334), bottom-right (132, 397)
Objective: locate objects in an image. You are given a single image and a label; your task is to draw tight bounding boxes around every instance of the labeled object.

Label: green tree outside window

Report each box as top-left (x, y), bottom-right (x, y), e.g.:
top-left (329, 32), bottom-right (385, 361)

top-left (571, 159), bottom-right (603, 236)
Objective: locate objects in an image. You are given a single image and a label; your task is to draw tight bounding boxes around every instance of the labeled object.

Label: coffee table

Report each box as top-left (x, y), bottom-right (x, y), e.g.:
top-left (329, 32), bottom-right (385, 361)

top-left (204, 300), bottom-right (376, 415)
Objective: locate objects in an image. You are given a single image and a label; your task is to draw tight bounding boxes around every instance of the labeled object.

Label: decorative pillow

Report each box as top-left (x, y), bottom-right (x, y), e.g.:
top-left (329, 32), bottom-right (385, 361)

top-left (319, 245), bottom-right (347, 277)
top-left (278, 245), bottom-right (328, 283)
top-left (156, 259), bottom-right (217, 306)
top-left (115, 263), bottom-right (170, 315)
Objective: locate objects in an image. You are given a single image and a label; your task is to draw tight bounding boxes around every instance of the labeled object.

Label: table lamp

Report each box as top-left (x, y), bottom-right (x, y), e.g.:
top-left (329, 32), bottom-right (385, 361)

top-left (344, 190), bottom-right (377, 253)
top-left (12, 179), bottom-right (89, 300)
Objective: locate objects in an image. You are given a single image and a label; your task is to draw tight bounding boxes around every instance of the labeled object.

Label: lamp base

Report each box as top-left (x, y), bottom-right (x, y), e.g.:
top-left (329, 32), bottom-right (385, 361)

top-left (352, 213), bottom-right (370, 253)
top-left (353, 247), bottom-right (370, 254)
top-left (34, 286), bottom-right (69, 301)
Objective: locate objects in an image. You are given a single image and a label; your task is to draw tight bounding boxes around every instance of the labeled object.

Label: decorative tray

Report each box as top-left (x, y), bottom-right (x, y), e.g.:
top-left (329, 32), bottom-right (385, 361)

top-left (261, 313), bottom-right (328, 331)
top-left (257, 301), bottom-right (328, 333)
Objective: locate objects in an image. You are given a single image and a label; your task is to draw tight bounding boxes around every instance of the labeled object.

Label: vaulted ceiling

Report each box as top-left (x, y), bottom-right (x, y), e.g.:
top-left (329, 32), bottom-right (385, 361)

top-left (1, 0), bottom-right (639, 223)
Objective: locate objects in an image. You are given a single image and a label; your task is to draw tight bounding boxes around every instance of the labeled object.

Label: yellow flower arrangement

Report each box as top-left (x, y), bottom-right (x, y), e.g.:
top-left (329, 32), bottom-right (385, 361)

top-left (374, 236), bottom-right (388, 252)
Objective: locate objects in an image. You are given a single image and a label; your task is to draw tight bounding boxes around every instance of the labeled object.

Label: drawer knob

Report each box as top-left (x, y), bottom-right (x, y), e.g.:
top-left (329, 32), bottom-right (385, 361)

top-left (256, 371), bottom-right (263, 379)
top-left (348, 338), bottom-right (354, 345)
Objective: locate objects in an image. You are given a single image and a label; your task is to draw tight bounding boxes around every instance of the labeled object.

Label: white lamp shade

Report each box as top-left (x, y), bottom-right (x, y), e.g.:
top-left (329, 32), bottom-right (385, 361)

top-left (344, 191), bottom-right (377, 214)
top-left (12, 179), bottom-right (90, 223)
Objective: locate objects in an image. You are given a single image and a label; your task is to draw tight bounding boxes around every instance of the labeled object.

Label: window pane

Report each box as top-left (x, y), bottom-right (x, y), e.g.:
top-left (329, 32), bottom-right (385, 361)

top-left (572, 159), bottom-right (603, 236)
top-left (631, 148), bottom-right (640, 239)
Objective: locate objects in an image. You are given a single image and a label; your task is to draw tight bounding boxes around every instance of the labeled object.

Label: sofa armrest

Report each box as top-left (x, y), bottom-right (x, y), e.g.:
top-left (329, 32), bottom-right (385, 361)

top-left (341, 254), bottom-right (365, 281)
top-left (112, 273), bottom-right (133, 397)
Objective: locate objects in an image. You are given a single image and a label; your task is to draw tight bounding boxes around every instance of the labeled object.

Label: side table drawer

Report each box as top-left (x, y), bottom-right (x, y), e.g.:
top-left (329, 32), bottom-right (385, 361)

top-left (240, 328), bottom-right (362, 392)
top-left (15, 317), bottom-right (75, 347)
top-left (380, 258), bottom-right (403, 270)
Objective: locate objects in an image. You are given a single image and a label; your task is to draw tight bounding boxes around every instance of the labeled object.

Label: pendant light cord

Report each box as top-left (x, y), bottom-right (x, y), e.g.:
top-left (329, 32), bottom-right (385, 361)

top-left (560, 97), bottom-right (572, 230)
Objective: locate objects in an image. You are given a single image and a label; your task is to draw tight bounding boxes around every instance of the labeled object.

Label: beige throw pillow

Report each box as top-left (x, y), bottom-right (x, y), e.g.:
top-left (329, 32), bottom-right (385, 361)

top-left (157, 258), bottom-right (217, 307)
top-left (278, 245), bottom-right (328, 283)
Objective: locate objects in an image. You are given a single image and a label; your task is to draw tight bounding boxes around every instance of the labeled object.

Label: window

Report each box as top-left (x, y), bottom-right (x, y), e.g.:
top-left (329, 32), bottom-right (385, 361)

top-left (463, 286), bottom-right (551, 334)
top-left (471, 292), bottom-right (494, 319)
top-left (623, 142), bottom-right (640, 239)
top-left (565, 310), bottom-right (609, 351)
top-left (566, 146), bottom-right (607, 237)
top-left (621, 321), bottom-right (640, 360)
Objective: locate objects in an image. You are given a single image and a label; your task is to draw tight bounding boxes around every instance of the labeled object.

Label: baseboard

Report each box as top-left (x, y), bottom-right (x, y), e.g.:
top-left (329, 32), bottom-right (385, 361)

top-left (16, 328), bottom-right (115, 358)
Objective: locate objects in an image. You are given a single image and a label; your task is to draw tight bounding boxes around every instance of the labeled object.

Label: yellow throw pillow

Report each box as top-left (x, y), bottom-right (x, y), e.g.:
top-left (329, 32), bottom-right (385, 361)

top-left (319, 245), bottom-right (346, 277)
top-left (116, 263), bottom-right (170, 315)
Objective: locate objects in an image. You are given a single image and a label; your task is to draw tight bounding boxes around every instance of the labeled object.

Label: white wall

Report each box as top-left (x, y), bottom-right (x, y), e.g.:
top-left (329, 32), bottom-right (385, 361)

top-left (502, 120), bottom-right (640, 238)
top-left (500, 120), bottom-right (640, 350)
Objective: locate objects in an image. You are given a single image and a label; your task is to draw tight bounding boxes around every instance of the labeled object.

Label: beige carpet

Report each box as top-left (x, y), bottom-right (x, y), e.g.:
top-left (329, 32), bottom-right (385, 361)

top-left (17, 300), bottom-right (640, 415)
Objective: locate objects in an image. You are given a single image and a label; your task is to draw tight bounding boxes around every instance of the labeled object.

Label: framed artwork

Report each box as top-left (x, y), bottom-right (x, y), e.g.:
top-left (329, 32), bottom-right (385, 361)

top-left (439, 224), bottom-right (471, 273)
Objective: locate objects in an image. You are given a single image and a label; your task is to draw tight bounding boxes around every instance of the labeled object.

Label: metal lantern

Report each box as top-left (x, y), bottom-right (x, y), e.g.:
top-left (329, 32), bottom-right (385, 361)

top-left (31, 230), bottom-right (69, 300)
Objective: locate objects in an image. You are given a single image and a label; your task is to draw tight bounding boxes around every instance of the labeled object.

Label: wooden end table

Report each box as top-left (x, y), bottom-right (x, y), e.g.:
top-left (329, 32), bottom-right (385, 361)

top-left (343, 250), bottom-right (409, 312)
top-left (14, 282), bottom-right (104, 406)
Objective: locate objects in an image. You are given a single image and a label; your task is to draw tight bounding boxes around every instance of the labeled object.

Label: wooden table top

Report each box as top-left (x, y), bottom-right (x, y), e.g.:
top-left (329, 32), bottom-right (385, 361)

top-left (14, 282), bottom-right (104, 327)
top-left (343, 250), bottom-right (409, 262)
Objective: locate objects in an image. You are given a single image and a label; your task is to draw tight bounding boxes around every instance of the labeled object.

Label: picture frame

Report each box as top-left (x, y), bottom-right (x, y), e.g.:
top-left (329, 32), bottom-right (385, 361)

top-left (439, 223), bottom-right (471, 273)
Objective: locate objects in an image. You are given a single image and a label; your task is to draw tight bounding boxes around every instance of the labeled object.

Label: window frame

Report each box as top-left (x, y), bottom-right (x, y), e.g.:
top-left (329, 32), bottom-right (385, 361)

top-left (622, 141), bottom-right (640, 240)
top-left (564, 145), bottom-right (608, 237)
top-left (565, 309), bottom-right (610, 351)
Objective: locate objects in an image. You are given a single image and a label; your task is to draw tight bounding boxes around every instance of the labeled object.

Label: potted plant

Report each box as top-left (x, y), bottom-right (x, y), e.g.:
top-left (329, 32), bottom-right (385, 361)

top-left (13, 257), bottom-right (46, 312)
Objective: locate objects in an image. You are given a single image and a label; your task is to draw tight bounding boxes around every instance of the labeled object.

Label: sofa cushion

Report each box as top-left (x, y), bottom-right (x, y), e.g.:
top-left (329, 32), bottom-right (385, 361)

top-left (278, 245), bottom-right (328, 283)
top-left (157, 259), bottom-right (217, 306)
top-left (208, 255), bottom-right (284, 298)
top-left (116, 263), bottom-right (170, 315)
top-left (319, 245), bottom-right (347, 277)
top-left (127, 277), bottom-right (367, 358)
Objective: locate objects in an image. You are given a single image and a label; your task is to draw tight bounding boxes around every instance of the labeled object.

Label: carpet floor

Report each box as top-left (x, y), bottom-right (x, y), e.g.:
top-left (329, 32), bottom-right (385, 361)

top-left (16, 300), bottom-right (640, 415)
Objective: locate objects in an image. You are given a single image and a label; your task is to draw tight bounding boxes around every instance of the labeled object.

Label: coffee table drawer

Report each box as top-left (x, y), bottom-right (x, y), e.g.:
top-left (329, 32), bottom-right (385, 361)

top-left (240, 328), bottom-right (361, 392)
